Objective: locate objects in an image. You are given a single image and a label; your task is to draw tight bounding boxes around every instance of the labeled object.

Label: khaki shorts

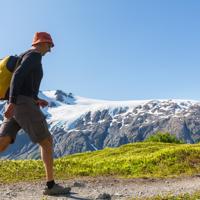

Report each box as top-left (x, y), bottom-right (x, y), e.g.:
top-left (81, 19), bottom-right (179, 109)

top-left (0, 95), bottom-right (51, 144)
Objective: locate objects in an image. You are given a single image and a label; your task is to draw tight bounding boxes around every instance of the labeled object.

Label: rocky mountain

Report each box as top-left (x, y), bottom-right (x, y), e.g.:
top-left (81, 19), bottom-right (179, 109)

top-left (0, 90), bottom-right (200, 159)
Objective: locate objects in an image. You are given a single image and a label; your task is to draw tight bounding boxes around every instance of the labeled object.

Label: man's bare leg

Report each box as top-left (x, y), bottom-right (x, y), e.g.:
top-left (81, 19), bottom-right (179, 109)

top-left (39, 135), bottom-right (71, 195)
top-left (39, 136), bottom-right (54, 181)
top-left (0, 136), bottom-right (12, 152)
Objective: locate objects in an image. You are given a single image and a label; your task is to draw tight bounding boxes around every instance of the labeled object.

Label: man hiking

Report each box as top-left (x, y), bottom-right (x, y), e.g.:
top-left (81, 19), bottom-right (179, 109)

top-left (0, 32), bottom-right (71, 195)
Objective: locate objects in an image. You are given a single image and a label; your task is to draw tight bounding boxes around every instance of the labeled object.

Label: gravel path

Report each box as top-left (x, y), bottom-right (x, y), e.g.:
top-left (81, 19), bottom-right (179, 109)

top-left (1, 175), bottom-right (200, 200)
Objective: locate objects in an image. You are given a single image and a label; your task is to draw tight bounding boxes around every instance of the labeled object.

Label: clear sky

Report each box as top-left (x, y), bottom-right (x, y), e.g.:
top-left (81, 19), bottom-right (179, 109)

top-left (1, 0), bottom-right (200, 101)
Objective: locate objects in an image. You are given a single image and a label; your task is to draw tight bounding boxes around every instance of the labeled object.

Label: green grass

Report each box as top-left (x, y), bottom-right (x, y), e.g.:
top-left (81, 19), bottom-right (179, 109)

top-left (1, 142), bottom-right (200, 183)
top-left (145, 132), bottom-right (184, 144)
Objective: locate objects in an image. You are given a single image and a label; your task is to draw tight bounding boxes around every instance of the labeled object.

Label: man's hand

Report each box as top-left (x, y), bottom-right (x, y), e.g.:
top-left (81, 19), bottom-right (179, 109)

top-left (36, 99), bottom-right (49, 108)
top-left (4, 103), bottom-right (15, 119)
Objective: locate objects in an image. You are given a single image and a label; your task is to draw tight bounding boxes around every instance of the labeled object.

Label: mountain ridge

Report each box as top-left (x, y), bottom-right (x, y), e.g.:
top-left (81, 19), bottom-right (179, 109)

top-left (0, 90), bottom-right (200, 159)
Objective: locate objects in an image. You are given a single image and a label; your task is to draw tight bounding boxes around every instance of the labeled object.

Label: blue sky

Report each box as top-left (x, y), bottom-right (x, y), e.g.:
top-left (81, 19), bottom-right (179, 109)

top-left (1, 0), bottom-right (200, 101)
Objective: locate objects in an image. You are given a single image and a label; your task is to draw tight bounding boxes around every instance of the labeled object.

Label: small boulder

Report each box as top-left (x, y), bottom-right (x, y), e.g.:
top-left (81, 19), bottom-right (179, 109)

top-left (96, 193), bottom-right (111, 200)
top-left (73, 181), bottom-right (86, 187)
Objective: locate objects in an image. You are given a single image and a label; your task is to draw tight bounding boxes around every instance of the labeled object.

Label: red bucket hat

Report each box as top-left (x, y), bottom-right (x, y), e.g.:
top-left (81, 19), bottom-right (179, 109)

top-left (32, 32), bottom-right (54, 47)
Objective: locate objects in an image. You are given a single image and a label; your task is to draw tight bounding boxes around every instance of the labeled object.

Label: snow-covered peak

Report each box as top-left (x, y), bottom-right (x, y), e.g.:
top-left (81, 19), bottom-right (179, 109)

top-left (37, 90), bottom-right (200, 130)
top-left (40, 90), bottom-right (75, 107)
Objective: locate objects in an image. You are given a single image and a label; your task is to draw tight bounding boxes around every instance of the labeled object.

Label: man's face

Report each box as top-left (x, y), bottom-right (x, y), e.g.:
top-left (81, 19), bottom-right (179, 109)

top-left (40, 43), bottom-right (53, 56)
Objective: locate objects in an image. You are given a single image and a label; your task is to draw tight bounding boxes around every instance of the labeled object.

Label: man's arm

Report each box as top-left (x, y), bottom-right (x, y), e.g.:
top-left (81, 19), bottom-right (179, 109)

top-left (36, 98), bottom-right (49, 108)
top-left (4, 52), bottom-right (41, 119)
top-left (9, 52), bottom-right (41, 104)
top-left (4, 103), bottom-right (15, 119)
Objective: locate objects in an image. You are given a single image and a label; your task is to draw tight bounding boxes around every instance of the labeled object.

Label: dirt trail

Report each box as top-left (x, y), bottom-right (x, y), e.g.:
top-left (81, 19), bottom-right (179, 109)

top-left (1, 175), bottom-right (200, 200)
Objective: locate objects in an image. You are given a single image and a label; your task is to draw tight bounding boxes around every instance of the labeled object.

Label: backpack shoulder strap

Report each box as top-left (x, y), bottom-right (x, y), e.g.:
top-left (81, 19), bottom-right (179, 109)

top-left (13, 49), bottom-right (33, 72)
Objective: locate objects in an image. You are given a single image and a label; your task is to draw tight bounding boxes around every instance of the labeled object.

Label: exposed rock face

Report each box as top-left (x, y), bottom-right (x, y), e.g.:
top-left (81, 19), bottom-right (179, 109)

top-left (55, 90), bottom-right (75, 105)
top-left (0, 91), bottom-right (200, 159)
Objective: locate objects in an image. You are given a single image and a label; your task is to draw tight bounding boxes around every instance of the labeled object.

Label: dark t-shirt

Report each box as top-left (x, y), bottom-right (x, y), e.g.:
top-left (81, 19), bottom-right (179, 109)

top-left (9, 49), bottom-right (43, 104)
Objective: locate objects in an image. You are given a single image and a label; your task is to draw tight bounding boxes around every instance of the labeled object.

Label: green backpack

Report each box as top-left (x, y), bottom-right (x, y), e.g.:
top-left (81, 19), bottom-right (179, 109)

top-left (0, 55), bottom-right (20, 100)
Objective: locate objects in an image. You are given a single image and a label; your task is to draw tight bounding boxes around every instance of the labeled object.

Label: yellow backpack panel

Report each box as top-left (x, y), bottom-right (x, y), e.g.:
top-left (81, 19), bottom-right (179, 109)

top-left (0, 56), bottom-right (19, 99)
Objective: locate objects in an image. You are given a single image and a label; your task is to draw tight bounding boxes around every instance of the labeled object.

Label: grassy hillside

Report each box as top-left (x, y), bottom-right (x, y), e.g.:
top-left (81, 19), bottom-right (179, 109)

top-left (1, 141), bottom-right (200, 183)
